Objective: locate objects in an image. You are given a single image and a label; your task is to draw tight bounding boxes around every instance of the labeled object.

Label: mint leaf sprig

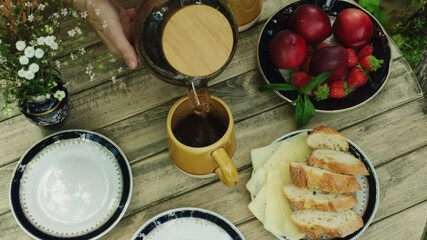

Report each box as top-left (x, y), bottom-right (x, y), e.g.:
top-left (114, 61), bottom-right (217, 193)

top-left (259, 72), bottom-right (330, 128)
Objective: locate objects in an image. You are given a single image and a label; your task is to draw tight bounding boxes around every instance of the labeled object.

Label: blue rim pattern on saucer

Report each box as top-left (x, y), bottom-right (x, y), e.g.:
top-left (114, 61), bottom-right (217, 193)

top-left (274, 130), bottom-right (380, 240)
top-left (131, 208), bottom-right (245, 240)
top-left (9, 130), bottom-right (133, 240)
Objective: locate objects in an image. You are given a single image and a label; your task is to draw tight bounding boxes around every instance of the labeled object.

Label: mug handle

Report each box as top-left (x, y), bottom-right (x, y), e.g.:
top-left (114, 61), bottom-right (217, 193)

top-left (212, 147), bottom-right (239, 187)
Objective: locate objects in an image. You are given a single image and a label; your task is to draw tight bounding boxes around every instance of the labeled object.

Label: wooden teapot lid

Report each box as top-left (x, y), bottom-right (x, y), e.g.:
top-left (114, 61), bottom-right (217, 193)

top-left (162, 5), bottom-right (234, 77)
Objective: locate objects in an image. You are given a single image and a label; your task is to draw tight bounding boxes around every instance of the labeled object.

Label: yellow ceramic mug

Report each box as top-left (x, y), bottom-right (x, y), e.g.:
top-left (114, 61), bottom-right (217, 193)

top-left (166, 96), bottom-right (238, 187)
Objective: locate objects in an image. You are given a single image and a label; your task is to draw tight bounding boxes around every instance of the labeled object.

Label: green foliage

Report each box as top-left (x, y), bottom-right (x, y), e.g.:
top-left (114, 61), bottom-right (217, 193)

top-left (358, 0), bottom-right (388, 26)
top-left (391, 14), bottom-right (427, 69)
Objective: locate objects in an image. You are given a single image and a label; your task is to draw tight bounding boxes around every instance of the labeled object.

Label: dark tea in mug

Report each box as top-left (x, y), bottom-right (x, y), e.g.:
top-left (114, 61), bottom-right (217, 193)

top-left (173, 112), bottom-right (228, 147)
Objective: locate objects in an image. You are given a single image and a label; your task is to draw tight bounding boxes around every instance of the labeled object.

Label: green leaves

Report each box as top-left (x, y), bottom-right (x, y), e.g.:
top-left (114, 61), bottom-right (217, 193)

top-left (358, 0), bottom-right (388, 27)
top-left (260, 72), bottom-right (330, 128)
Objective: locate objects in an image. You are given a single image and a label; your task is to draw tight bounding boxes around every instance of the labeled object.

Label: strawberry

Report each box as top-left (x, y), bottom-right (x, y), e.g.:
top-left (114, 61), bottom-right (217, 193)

top-left (328, 80), bottom-right (349, 98)
top-left (346, 67), bottom-right (368, 89)
top-left (291, 71), bottom-right (312, 88)
top-left (359, 55), bottom-right (384, 71)
top-left (357, 44), bottom-right (373, 59)
top-left (312, 83), bottom-right (329, 101)
top-left (346, 48), bottom-right (358, 67)
top-left (317, 42), bottom-right (331, 49)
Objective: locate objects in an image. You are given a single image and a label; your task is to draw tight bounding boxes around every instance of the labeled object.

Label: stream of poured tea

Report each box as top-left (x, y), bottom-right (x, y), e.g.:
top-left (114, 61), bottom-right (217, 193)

top-left (162, 4), bottom-right (234, 117)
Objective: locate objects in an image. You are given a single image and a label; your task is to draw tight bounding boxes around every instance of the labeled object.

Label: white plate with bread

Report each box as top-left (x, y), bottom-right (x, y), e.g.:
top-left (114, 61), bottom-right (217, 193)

top-left (246, 125), bottom-right (379, 240)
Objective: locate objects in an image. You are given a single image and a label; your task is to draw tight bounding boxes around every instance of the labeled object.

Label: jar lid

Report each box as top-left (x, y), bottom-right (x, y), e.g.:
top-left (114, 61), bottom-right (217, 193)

top-left (162, 5), bottom-right (234, 77)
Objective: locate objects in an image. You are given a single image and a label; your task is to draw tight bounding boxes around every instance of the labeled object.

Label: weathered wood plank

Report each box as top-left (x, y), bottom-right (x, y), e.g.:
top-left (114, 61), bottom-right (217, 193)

top-left (0, 59), bottom-right (424, 215)
top-left (0, 55), bottom-right (420, 169)
top-left (1, 97), bottom-right (426, 223)
top-left (360, 201), bottom-right (427, 240)
top-left (0, 0), bottom-right (403, 123)
top-left (4, 140), bottom-right (426, 239)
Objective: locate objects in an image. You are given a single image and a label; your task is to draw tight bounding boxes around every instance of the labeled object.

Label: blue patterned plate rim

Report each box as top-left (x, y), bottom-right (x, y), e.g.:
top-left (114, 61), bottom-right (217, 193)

top-left (131, 207), bottom-right (245, 240)
top-left (9, 129), bottom-right (133, 240)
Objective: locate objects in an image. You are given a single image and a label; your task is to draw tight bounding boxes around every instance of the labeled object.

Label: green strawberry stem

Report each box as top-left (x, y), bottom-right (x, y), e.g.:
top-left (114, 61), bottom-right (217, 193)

top-left (259, 72), bottom-right (330, 128)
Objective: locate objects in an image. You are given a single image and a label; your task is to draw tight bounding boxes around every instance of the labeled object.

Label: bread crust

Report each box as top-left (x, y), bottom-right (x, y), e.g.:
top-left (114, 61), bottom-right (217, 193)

top-left (308, 149), bottom-right (370, 175)
top-left (291, 210), bottom-right (364, 238)
top-left (307, 125), bottom-right (349, 152)
top-left (283, 185), bottom-right (358, 211)
top-left (290, 162), bottom-right (361, 193)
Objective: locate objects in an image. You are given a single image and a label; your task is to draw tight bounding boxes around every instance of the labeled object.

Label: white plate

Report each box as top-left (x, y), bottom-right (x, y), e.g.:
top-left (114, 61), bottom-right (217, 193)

top-left (252, 129), bottom-right (380, 240)
top-left (131, 208), bottom-right (245, 240)
top-left (10, 130), bottom-right (133, 239)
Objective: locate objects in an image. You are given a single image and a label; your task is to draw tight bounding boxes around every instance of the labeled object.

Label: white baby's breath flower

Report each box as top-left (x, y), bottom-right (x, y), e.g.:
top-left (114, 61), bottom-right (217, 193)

top-left (56, 60), bottom-right (61, 69)
top-left (70, 53), bottom-right (76, 60)
top-left (19, 56), bottom-right (29, 65)
top-left (111, 75), bottom-right (116, 83)
top-left (25, 2), bottom-right (32, 7)
top-left (24, 71), bottom-right (35, 80)
top-left (18, 69), bottom-right (26, 78)
top-left (27, 14), bottom-right (34, 22)
top-left (29, 63), bottom-right (40, 73)
top-left (44, 25), bottom-right (54, 34)
top-left (45, 93), bottom-right (51, 98)
top-left (95, 8), bottom-right (101, 16)
top-left (16, 41), bottom-right (26, 51)
top-left (102, 19), bottom-right (108, 29)
top-left (35, 48), bottom-right (44, 59)
top-left (54, 90), bottom-right (66, 101)
top-left (53, 13), bottom-right (60, 19)
top-left (118, 67), bottom-right (123, 73)
top-left (61, 8), bottom-right (68, 16)
top-left (50, 42), bottom-right (58, 50)
top-left (37, 4), bottom-right (45, 11)
top-left (37, 37), bottom-right (45, 45)
top-left (68, 29), bottom-right (76, 37)
top-left (81, 11), bottom-right (88, 18)
top-left (75, 27), bottom-right (82, 35)
top-left (79, 48), bottom-right (86, 55)
top-left (24, 46), bottom-right (35, 58)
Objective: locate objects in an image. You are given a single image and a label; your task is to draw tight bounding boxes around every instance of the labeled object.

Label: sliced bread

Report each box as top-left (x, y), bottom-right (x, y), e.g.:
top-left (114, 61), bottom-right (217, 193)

top-left (289, 162), bottom-right (361, 193)
top-left (306, 125), bottom-right (349, 152)
top-left (291, 209), bottom-right (364, 239)
top-left (283, 184), bottom-right (358, 211)
top-left (308, 149), bottom-right (370, 175)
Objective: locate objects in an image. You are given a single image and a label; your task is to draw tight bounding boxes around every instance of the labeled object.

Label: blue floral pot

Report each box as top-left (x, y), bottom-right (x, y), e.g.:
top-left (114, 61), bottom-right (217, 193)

top-left (20, 82), bottom-right (69, 127)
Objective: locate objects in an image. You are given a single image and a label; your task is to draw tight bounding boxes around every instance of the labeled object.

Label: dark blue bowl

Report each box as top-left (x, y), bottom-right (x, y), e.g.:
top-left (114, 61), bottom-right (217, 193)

top-left (257, 0), bottom-right (391, 112)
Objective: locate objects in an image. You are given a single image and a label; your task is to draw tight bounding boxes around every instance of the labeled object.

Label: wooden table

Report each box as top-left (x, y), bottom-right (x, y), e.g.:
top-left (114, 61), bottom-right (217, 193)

top-left (1, 0), bottom-right (426, 239)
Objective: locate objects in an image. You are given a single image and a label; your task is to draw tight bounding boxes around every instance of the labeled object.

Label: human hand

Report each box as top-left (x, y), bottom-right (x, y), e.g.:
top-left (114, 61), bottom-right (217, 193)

top-left (73, 0), bottom-right (138, 69)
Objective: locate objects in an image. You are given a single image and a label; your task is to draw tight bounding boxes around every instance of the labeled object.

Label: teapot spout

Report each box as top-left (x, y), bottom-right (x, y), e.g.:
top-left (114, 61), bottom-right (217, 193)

top-left (186, 79), bottom-right (212, 117)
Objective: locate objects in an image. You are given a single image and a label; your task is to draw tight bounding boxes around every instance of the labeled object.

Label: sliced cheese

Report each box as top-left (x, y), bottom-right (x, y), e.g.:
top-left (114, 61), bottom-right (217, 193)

top-left (264, 170), bottom-right (286, 236)
top-left (264, 170), bottom-right (305, 240)
top-left (263, 132), bottom-right (311, 171)
top-left (246, 167), bottom-right (266, 196)
top-left (248, 186), bottom-right (266, 223)
top-left (251, 141), bottom-right (280, 172)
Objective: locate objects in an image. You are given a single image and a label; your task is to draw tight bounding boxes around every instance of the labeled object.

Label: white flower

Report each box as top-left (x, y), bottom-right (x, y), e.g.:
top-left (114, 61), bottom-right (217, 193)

top-left (37, 37), bottom-right (45, 45)
top-left (24, 46), bottom-right (35, 58)
top-left (55, 60), bottom-right (61, 69)
top-left (111, 75), bottom-right (116, 83)
top-left (18, 69), bottom-right (26, 78)
top-left (70, 53), bottom-right (76, 60)
top-left (50, 42), bottom-right (58, 50)
top-left (38, 4), bottom-right (45, 11)
top-left (24, 71), bottom-right (35, 80)
top-left (54, 90), bottom-right (66, 101)
top-left (35, 48), bottom-right (44, 58)
top-left (79, 48), bottom-right (86, 55)
top-left (44, 36), bottom-right (54, 46)
top-left (53, 13), bottom-right (60, 19)
top-left (29, 63), bottom-right (40, 73)
top-left (61, 8), bottom-right (68, 16)
top-left (68, 29), bottom-right (76, 37)
top-left (81, 11), bottom-right (88, 18)
top-left (118, 67), bottom-right (123, 73)
top-left (45, 93), bottom-right (51, 98)
top-left (95, 8), bottom-right (101, 16)
top-left (16, 41), bottom-right (26, 51)
top-left (102, 19), bottom-right (108, 29)
top-left (27, 14), bottom-right (34, 22)
top-left (19, 56), bottom-right (29, 65)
